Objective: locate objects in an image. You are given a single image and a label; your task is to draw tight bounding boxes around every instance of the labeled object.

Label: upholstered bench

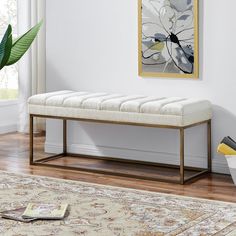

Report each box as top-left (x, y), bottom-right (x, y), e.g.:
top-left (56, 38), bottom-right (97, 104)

top-left (28, 90), bottom-right (212, 184)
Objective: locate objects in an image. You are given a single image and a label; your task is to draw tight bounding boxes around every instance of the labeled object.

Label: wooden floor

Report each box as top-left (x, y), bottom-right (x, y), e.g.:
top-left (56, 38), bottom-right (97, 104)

top-left (0, 132), bottom-right (236, 203)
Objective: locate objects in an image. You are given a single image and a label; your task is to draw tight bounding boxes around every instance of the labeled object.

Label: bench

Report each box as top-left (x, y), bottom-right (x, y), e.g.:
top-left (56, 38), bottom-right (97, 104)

top-left (28, 90), bottom-right (212, 184)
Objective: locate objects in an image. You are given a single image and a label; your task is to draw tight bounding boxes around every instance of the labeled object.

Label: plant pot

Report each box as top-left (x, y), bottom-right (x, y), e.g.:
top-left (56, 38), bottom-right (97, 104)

top-left (225, 155), bottom-right (236, 185)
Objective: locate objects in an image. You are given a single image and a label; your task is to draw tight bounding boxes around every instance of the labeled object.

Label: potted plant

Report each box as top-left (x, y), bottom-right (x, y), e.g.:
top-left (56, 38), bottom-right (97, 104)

top-left (0, 21), bottom-right (42, 70)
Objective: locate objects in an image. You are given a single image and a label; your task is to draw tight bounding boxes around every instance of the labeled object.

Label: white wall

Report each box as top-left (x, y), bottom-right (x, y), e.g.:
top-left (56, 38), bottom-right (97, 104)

top-left (45, 0), bottom-right (236, 173)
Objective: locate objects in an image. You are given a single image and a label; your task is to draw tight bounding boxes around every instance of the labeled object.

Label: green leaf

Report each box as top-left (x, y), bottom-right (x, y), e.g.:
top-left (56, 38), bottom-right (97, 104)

top-left (6, 20), bottom-right (43, 66)
top-left (0, 25), bottom-right (12, 70)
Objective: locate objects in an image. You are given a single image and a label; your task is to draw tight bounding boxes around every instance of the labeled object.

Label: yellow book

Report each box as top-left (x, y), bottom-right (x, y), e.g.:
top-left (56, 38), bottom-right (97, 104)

top-left (217, 143), bottom-right (236, 155)
top-left (22, 203), bottom-right (68, 220)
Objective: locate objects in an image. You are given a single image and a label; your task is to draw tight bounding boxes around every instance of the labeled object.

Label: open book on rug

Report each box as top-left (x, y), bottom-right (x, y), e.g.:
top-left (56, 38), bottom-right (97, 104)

top-left (0, 203), bottom-right (68, 222)
top-left (0, 207), bottom-right (36, 223)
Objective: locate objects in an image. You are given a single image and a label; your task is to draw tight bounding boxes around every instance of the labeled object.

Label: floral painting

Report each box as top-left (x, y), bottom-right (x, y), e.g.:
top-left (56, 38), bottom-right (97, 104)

top-left (139, 0), bottom-right (198, 78)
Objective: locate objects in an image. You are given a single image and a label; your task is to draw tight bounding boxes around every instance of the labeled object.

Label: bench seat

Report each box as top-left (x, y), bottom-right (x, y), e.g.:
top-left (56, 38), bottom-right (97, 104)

top-left (28, 91), bottom-right (212, 127)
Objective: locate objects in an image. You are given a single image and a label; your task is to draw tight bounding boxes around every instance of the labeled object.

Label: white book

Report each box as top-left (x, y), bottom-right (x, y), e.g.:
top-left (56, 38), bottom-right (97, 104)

top-left (22, 203), bottom-right (68, 220)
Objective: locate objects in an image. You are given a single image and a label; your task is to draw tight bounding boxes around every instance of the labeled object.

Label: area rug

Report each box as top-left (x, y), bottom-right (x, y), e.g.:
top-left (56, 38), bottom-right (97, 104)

top-left (0, 172), bottom-right (236, 236)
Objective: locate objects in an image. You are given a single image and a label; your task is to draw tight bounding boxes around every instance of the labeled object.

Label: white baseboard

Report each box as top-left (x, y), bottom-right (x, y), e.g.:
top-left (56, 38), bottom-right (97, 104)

top-left (45, 142), bottom-right (230, 175)
top-left (0, 123), bottom-right (17, 134)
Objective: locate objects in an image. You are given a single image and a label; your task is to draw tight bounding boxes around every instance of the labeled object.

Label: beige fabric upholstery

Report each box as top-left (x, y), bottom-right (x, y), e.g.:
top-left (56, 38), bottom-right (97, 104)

top-left (28, 91), bottom-right (212, 127)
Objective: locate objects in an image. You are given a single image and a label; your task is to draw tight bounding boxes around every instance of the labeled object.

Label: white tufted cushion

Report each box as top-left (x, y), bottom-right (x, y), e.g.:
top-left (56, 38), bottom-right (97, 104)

top-left (28, 91), bottom-right (212, 127)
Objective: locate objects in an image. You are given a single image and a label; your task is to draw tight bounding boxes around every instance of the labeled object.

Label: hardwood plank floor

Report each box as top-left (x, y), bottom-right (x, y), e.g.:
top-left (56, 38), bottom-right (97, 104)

top-left (0, 132), bottom-right (236, 203)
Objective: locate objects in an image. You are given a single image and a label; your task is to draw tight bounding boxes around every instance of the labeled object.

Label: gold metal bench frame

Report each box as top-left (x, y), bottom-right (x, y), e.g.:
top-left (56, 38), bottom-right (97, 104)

top-left (29, 114), bottom-right (212, 184)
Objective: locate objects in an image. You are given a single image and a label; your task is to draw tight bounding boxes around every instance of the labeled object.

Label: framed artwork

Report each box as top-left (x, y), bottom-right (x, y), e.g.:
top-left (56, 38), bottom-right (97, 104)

top-left (138, 0), bottom-right (199, 78)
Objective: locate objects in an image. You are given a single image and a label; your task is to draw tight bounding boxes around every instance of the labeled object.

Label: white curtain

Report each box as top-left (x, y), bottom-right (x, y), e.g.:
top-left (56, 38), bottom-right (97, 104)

top-left (17, 0), bottom-right (46, 133)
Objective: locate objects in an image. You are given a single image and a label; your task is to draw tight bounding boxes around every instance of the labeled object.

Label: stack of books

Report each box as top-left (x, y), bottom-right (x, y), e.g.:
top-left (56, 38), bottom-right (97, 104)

top-left (217, 136), bottom-right (236, 155)
top-left (0, 203), bottom-right (68, 223)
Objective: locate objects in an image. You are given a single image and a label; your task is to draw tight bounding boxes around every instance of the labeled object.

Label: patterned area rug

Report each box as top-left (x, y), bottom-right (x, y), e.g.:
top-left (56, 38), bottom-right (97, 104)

top-left (0, 171), bottom-right (236, 236)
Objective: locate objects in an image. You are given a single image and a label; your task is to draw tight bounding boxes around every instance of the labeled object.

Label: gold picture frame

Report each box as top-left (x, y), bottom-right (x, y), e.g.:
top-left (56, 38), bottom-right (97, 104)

top-left (138, 0), bottom-right (199, 79)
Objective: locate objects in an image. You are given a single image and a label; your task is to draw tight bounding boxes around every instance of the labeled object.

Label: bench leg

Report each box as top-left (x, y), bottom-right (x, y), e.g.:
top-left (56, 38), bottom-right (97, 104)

top-left (179, 121), bottom-right (212, 184)
top-left (180, 128), bottom-right (185, 184)
top-left (63, 119), bottom-right (67, 155)
top-left (208, 120), bottom-right (212, 172)
top-left (29, 115), bottom-right (34, 165)
top-left (30, 116), bottom-right (67, 165)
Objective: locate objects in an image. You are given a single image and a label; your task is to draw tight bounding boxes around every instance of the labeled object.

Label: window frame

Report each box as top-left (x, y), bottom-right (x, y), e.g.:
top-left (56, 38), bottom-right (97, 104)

top-left (0, 0), bottom-right (18, 104)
